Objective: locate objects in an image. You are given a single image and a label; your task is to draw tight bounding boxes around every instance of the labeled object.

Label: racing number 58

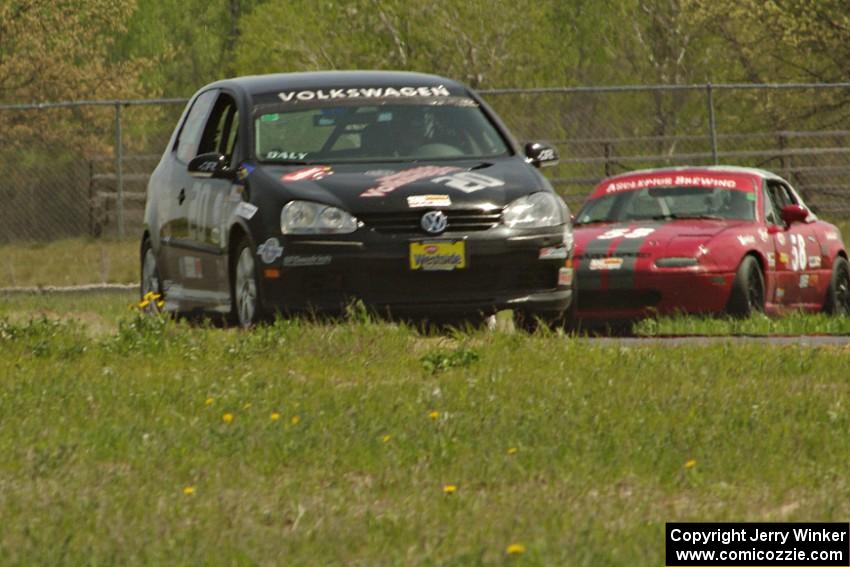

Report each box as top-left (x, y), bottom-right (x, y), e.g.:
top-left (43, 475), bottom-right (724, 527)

top-left (789, 233), bottom-right (807, 272)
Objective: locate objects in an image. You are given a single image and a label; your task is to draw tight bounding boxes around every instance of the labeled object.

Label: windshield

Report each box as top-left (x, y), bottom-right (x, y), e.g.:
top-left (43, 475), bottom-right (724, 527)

top-left (576, 186), bottom-right (756, 224)
top-left (254, 98), bottom-right (511, 163)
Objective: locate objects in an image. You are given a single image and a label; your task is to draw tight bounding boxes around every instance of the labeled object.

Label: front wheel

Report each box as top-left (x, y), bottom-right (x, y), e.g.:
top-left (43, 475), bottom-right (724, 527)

top-left (824, 256), bottom-right (850, 316)
top-left (231, 240), bottom-right (264, 327)
top-left (727, 255), bottom-right (765, 317)
top-left (140, 237), bottom-right (161, 298)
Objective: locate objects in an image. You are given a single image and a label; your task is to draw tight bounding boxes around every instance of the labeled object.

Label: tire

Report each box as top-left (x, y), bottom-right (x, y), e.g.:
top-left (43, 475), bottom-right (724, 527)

top-left (824, 256), bottom-right (850, 316)
top-left (230, 239), bottom-right (264, 327)
top-left (726, 255), bottom-right (765, 317)
top-left (140, 237), bottom-right (161, 299)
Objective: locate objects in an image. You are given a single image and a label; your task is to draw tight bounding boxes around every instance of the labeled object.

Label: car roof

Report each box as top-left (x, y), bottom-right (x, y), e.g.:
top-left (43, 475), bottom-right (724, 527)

top-left (602, 165), bottom-right (787, 183)
top-left (204, 70), bottom-right (467, 97)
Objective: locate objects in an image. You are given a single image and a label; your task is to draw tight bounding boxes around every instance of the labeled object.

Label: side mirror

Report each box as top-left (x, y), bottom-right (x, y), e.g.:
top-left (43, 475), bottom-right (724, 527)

top-left (780, 204), bottom-right (808, 225)
top-left (524, 142), bottom-right (559, 168)
top-left (188, 152), bottom-right (233, 179)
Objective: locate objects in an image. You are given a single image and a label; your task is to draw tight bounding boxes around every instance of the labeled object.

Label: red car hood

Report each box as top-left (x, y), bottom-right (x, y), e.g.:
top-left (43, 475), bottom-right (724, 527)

top-left (573, 219), bottom-right (747, 258)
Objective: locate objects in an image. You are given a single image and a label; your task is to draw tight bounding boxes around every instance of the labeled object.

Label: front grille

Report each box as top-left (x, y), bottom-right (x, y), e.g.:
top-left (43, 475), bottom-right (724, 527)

top-left (358, 209), bottom-right (502, 234)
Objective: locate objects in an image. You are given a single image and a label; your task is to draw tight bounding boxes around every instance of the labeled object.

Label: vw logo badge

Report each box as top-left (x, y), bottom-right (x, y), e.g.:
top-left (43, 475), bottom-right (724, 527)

top-left (420, 210), bottom-right (448, 234)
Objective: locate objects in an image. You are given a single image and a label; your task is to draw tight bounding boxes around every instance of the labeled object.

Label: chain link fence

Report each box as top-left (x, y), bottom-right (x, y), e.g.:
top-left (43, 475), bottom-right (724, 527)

top-left (1, 82), bottom-right (848, 250)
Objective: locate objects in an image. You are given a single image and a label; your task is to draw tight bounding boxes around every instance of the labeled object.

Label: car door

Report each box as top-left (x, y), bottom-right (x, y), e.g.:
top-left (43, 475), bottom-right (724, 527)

top-left (159, 89), bottom-right (218, 292)
top-left (780, 183), bottom-right (824, 306)
top-left (182, 91), bottom-right (244, 306)
top-left (765, 180), bottom-right (820, 307)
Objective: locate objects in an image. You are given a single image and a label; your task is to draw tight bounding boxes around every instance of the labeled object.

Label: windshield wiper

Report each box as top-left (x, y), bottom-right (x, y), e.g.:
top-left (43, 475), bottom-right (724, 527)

top-left (651, 213), bottom-right (724, 220)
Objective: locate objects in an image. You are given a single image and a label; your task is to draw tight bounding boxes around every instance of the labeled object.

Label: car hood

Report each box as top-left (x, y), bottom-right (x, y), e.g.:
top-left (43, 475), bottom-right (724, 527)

top-left (249, 157), bottom-right (548, 213)
top-left (574, 219), bottom-right (750, 257)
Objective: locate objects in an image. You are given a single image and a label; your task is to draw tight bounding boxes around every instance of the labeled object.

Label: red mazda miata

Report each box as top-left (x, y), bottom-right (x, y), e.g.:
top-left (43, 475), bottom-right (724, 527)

top-left (572, 166), bottom-right (849, 323)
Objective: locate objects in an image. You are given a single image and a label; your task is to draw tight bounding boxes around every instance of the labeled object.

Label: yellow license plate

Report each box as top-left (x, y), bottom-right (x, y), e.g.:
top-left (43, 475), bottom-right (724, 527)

top-left (409, 240), bottom-right (466, 271)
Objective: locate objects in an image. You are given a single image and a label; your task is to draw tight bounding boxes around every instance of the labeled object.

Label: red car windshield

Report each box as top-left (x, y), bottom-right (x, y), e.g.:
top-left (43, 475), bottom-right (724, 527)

top-left (576, 186), bottom-right (757, 224)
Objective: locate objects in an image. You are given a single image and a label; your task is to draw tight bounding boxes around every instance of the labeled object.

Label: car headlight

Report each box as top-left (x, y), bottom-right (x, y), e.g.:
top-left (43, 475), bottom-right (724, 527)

top-left (503, 192), bottom-right (565, 229)
top-left (280, 201), bottom-right (358, 234)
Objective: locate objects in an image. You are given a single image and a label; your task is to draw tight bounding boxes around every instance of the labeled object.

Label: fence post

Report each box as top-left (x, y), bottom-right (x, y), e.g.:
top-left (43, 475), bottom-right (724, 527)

top-left (706, 82), bottom-right (718, 165)
top-left (114, 102), bottom-right (125, 239)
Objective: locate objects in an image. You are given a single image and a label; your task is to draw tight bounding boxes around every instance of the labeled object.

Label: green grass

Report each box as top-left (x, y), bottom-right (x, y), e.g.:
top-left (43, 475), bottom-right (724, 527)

top-left (0, 238), bottom-right (137, 287)
top-left (1, 293), bottom-right (850, 564)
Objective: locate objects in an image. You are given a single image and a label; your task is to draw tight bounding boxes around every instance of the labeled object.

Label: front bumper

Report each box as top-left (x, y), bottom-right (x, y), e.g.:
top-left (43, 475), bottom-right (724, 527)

top-left (576, 267), bottom-right (736, 321)
top-left (258, 226), bottom-right (574, 316)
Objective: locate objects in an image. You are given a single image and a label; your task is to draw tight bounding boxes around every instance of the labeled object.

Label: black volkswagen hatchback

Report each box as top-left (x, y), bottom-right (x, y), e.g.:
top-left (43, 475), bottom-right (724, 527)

top-left (141, 71), bottom-right (574, 327)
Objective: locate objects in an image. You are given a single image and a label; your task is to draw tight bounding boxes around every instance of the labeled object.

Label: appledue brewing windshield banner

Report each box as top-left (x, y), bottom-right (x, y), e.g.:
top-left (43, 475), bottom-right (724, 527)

top-left (666, 523), bottom-right (849, 566)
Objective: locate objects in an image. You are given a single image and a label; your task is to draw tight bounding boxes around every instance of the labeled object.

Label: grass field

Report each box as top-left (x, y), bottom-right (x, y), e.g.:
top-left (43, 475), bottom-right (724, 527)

top-left (1, 293), bottom-right (849, 564)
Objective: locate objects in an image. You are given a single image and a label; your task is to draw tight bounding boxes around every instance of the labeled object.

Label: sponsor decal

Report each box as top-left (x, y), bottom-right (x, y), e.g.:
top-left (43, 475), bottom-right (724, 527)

top-left (257, 238), bottom-right (284, 264)
top-left (407, 194), bottom-right (451, 208)
top-left (361, 166), bottom-right (462, 198)
top-left (364, 169), bottom-right (396, 177)
top-left (603, 175), bottom-right (740, 194)
top-left (776, 287), bottom-right (785, 300)
top-left (278, 85), bottom-right (451, 103)
top-left (810, 274), bottom-right (819, 285)
top-left (267, 151), bottom-right (308, 161)
top-left (799, 274), bottom-right (810, 289)
top-left (180, 256), bottom-right (202, 279)
top-left (197, 160), bottom-right (218, 173)
top-left (808, 255), bottom-right (822, 269)
top-left (558, 267), bottom-right (574, 286)
top-left (283, 255), bottom-right (332, 267)
top-left (777, 233), bottom-right (786, 245)
top-left (825, 231), bottom-right (840, 241)
top-left (431, 171), bottom-right (504, 193)
top-left (767, 252), bottom-right (776, 268)
top-left (281, 166), bottom-right (333, 182)
top-left (589, 257), bottom-right (624, 271)
top-left (597, 227), bottom-right (656, 240)
top-left (237, 163), bottom-right (255, 181)
top-left (737, 234), bottom-right (756, 246)
top-left (757, 228), bottom-right (769, 242)
top-left (409, 241), bottom-right (466, 271)
top-left (539, 246), bottom-right (568, 260)
top-left (779, 252), bottom-right (790, 265)
top-left (235, 201), bottom-right (258, 220)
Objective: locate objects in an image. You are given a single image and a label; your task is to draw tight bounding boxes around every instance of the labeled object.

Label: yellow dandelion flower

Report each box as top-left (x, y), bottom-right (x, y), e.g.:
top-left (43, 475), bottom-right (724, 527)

top-left (156, 300), bottom-right (165, 309)
top-left (382, 434), bottom-right (392, 443)
top-left (222, 413), bottom-right (234, 424)
top-left (291, 415), bottom-right (301, 425)
top-left (205, 397), bottom-right (214, 406)
top-left (443, 484), bottom-right (457, 495)
top-left (685, 459), bottom-right (697, 469)
top-left (429, 411), bottom-right (440, 420)
top-left (270, 412), bottom-right (281, 421)
top-left (183, 486), bottom-right (195, 495)
top-left (138, 300), bottom-right (150, 309)
top-left (507, 447), bottom-right (518, 455)
top-left (506, 543), bottom-right (526, 555)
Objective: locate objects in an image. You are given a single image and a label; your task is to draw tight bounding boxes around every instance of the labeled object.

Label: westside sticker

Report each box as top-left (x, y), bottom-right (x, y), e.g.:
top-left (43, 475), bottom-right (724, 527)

top-left (282, 166), bottom-right (333, 182)
top-left (257, 238), bottom-right (284, 264)
top-left (361, 166), bottom-right (462, 198)
top-left (283, 255), bottom-right (332, 267)
top-left (180, 256), bottom-right (203, 279)
top-left (558, 267), bottom-right (574, 286)
top-left (407, 194), bottom-right (451, 208)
